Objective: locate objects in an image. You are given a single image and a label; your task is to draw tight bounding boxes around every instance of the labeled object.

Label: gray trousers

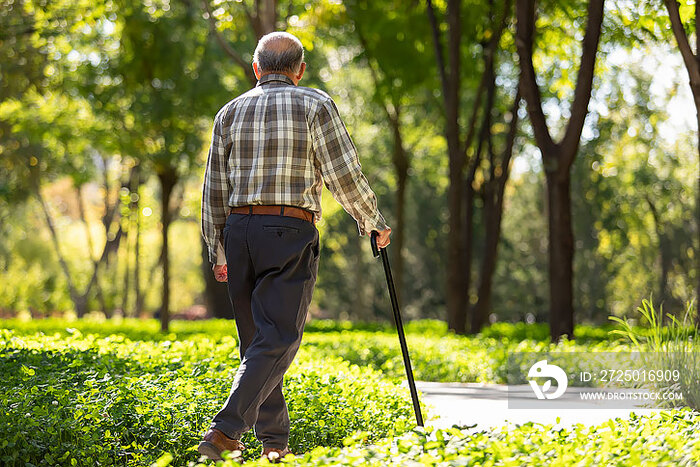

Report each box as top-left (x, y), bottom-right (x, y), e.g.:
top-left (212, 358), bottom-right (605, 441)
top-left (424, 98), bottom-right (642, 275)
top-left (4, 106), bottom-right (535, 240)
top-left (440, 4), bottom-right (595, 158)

top-left (210, 212), bottom-right (319, 449)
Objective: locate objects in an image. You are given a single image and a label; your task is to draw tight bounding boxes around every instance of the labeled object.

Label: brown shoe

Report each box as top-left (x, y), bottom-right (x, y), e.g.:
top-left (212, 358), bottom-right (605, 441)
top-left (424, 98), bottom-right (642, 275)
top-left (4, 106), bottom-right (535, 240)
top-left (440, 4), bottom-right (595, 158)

top-left (261, 446), bottom-right (293, 463)
top-left (197, 428), bottom-right (245, 462)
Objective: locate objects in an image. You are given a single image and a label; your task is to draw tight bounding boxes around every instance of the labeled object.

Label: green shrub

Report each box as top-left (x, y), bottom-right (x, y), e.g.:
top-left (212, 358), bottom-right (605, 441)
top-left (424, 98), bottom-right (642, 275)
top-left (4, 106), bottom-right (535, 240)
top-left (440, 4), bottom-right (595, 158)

top-left (478, 321), bottom-right (617, 343)
top-left (304, 331), bottom-right (630, 384)
top-left (1, 317), bottom-right (627, 343)
top-left (0, 317), bottom-right (241, 341)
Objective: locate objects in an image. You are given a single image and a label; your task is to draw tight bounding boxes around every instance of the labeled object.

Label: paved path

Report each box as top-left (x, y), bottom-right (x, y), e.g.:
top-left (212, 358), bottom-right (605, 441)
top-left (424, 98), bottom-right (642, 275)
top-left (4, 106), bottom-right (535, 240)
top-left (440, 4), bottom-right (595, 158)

top-left (416, 381), bottom-right (658, 430)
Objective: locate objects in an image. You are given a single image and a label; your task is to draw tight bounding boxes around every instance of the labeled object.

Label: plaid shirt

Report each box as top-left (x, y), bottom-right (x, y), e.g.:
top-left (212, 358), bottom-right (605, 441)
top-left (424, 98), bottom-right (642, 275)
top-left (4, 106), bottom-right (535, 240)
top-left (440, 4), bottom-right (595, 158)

top-left (201, 73), bottom-right (387, 266)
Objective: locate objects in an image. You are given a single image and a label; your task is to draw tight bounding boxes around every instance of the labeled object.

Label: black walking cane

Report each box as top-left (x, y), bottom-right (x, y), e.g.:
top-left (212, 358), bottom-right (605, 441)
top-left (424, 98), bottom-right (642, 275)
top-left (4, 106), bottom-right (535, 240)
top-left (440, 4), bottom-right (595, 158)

top-left (370, 231), bottom-right (424, 427)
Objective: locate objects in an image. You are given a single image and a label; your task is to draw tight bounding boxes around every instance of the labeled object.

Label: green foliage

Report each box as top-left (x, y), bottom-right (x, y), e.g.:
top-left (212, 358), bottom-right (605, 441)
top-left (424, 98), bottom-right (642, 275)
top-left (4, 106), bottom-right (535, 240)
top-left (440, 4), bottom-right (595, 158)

top-left (0, 90), bottom-right (102, 186)
top-left (574, 60), bottom-right (697, 317)
top-left (163, 410), bottom-right (700, 466)
top-left (0, 326), bottom-right (415, 465)
top-left (3, 317), bottom-right (696, 465)
top-left (477, 321), bottom-right (615, 343)
top-left (1, 318), bottom-right (631, 384)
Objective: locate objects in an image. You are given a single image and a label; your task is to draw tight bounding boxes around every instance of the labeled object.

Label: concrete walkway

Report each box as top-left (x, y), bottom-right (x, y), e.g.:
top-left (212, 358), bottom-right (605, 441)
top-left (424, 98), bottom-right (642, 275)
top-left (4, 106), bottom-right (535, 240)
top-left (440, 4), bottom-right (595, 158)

top-left (416, 381), bottom-right (658, 430)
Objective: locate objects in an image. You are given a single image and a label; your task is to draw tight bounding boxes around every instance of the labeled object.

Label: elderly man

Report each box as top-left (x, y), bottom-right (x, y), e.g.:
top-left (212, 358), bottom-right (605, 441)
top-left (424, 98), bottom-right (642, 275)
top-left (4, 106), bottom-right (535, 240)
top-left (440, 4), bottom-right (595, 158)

top-left (198, 31), bottom-right (391, 462)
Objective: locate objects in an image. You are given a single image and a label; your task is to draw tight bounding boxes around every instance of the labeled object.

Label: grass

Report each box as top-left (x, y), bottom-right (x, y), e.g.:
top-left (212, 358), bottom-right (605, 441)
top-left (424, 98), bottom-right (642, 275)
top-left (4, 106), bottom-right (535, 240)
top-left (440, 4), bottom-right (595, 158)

top-left (611, 298), bottom-right (700, 410)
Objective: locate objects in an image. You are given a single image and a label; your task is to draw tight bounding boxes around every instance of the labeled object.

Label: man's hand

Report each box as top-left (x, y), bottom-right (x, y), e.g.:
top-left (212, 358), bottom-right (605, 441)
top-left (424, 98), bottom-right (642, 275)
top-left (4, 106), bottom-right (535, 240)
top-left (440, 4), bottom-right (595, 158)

top-left (375, 227), bottom-right (392, 249)
top-left (213, 264), bottom-right (227, 282)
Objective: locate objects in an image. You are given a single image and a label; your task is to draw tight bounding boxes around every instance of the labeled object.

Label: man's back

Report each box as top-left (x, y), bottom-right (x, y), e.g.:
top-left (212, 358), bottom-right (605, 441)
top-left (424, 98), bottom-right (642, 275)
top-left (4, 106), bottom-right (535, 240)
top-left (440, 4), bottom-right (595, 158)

top-left (215, 73), bottom-right (330, 213)
top-left (203, 72), bottom-right (387, 266)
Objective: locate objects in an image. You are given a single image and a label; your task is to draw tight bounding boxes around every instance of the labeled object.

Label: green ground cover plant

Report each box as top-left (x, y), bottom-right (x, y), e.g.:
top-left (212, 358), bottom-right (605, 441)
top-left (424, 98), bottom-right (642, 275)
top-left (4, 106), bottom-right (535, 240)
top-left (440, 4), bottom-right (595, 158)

top-left (172, 409), bottom-right (700, 466)
top-left (0, 318), bottom-right (632, 384)
top-left (0, 328), bottom-right (414, 466)
top-left (3, 317), bottom-right (693, 466)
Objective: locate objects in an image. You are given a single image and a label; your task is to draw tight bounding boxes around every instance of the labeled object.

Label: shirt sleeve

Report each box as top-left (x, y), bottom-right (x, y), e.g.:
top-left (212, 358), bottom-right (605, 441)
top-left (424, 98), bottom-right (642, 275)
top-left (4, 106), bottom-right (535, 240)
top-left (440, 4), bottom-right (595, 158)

top-left (311, 97), bottom-right (388, 235)
top-left (201, 112), bottom-right (231, 267)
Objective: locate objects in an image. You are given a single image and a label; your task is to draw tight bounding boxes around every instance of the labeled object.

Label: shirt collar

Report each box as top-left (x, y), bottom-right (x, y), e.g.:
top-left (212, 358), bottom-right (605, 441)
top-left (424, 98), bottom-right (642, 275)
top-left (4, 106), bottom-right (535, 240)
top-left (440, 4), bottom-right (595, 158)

top-left (256, 73), bottom-right (295, 87)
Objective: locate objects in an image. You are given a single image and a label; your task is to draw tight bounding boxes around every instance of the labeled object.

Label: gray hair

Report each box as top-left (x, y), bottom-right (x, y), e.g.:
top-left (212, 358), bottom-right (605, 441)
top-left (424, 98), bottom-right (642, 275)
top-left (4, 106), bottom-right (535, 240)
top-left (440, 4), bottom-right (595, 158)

top-left (253, 32), bottom-right (304, 74)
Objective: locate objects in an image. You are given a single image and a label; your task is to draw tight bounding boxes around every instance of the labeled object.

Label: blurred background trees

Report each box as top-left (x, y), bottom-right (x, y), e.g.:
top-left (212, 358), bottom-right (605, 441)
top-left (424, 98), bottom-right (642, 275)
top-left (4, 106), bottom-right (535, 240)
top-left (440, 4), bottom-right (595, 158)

top-left (0, 0), bottom-right (697, 338)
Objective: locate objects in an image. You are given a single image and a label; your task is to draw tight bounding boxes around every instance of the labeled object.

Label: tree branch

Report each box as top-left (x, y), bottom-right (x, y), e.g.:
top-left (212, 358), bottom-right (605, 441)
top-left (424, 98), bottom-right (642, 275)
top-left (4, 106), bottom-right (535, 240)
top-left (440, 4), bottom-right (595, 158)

top-left (239, 0), bottom-right (259, 37)
top-left (281, 0), bottom-right (295, 30)
top-left (202, 0), bottom-right (257, 85)
top-left (466, 0), bottom-right (512, 164)
top-left (560, 0), bottom-right (605, 166)
top-left (76, 184), bottom-right (98, 264)
top-left (101, 154), bottom-right (114, 231)
top-left (663, 0), bottom-right (700, 87)
top-left (460, 73), bottom-right (488, 159)
top-left (467, 141), bottom-right (483, 192)
top-left (498, 89), bottom-right (522, 188)
top-left (355, 25), bottom-right (400, 127)
top-left (259, 0), bottom-right (277, 35)
top-left (446, 0), bottom-right (461, 120)
top-left (479, 54), bottom-right (497, 181)
top-left (515, 0), bottom-right (555, 156)
top-left (426, 0), bottom-right (449, 105)
top-left (36, 188), bottom-right (79, 304)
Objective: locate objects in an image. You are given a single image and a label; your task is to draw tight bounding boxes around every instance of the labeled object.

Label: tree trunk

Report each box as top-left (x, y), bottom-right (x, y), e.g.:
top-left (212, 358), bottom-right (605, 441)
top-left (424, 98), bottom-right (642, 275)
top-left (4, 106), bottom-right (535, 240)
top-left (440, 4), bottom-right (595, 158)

top-left (516, 0), bottom-right (603, 341)
top-left (76, 185), bottom-right (109, 315)
top-left (121, 208), bottom-right (131, 316)
top-left (696, 2), bottom-right (699, 322)
top-left (389, 111), bottom-right (409, 306)
top-left (465, 52), bottom-right (498, 333)
top-left (646, 196), bottom-right (671, 306)
top-left (134, 165), bottom-right (144, 317)
top-left (696, 109), bottom-right (700, 323)
top-left (36, 188), bottom-right (86, 317)
top-left (471, 96), bottom-right (520, 333)
top-left (471, 175), bottom-right (510, 333)
top-left (426, 0), bottom-right (469, 333)
top-left (201, 236), bottom-right (233, 318)
top-left (462, 132), bottom-right (486, 329)
top-left (157, 167), bottom-right (178, 332)
top-left (462, 179), bottom-right (475, 324)
top-left (445, 0), bottom-right (466, 333)
top-left (446, 163), bottom-right (466, 333)
top-left (471, 192), bottom-right (496, 333)
top-left (546, 170), bottom-right (575, 340)
top-left (257, 0), bottom-right (277, 36)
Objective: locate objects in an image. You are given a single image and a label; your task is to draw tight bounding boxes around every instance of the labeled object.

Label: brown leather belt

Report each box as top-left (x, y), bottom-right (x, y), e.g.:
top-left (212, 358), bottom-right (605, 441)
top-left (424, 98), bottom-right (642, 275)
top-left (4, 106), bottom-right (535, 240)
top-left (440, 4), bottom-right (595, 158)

top-left (228, 205), bottom-right (315, 224)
